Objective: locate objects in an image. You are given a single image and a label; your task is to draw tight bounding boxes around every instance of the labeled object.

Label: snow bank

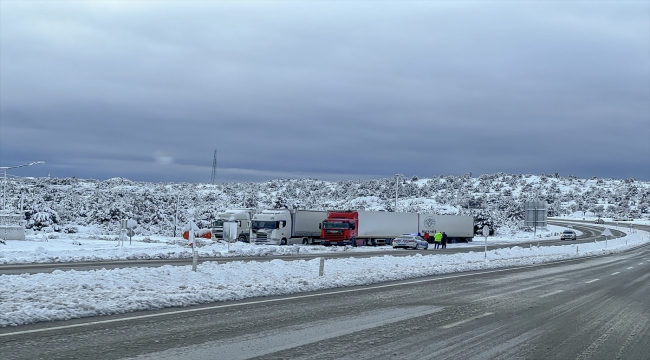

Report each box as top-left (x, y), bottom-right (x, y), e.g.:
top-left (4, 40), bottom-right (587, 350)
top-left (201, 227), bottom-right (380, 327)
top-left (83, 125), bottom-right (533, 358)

top-left (1, 230), bottom-right (647, 327)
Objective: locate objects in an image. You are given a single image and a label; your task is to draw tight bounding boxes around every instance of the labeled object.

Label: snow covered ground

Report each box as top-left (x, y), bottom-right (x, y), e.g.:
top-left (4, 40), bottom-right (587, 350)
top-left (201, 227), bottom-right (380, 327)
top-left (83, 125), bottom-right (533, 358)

top-left (1, 222), bottom-right (648, 327)
top-left (1, 225), bottom-right (578, 265)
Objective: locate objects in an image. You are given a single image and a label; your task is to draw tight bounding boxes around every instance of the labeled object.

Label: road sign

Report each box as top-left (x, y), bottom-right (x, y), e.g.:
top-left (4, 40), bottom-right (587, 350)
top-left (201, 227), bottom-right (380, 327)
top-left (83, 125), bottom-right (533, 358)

top-left (126, 219), bottom-right (137, 229)
top-left (126, 229), bottom-right (135, 237)
top-left (601, 228), bottom-right (613, 237)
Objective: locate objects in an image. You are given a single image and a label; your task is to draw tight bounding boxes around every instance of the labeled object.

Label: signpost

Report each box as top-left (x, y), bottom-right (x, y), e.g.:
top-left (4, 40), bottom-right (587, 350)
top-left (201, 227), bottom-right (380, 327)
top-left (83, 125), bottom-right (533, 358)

top-left (120, 219), bottom-right (137, 245)
top-left (126, 219), bottom-right (137, 245)
top-left (119, 219), bottom-right (127, 247)
top-left (524, 201), bottom-right (547, 235)
top-left (601, 228), bottom-right (613, 248)
top-left (223, 216), bottom-right (238, 253)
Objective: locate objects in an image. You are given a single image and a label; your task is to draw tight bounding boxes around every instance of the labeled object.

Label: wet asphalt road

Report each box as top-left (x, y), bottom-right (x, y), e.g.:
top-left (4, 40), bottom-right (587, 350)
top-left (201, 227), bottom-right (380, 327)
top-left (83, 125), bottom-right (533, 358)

top-left (1, 241), bottom-right (648, 359)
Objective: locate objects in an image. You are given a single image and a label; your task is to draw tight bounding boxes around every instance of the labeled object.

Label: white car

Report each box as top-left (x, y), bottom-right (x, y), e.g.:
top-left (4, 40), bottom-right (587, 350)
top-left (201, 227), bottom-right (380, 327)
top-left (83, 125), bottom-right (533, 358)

top-left (392, 235), bottom-right (429, 250)
top-left (560, 230), bottom-right (577, 241)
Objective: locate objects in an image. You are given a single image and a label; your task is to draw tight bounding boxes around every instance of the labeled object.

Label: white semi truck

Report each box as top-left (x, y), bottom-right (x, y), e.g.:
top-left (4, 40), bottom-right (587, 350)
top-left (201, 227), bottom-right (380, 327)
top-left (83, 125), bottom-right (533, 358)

top-left (251, 209), bottom-right (329, 245)
top-left (418, 214), bottom-right (474, 242)
top-left (211, 208), bottom-right (256, 242)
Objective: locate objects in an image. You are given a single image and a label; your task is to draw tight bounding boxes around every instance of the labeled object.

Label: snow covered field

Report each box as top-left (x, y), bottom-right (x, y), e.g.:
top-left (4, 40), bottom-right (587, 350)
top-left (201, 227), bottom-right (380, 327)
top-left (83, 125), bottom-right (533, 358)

top-left (1, 222), bottom-right (648, 327)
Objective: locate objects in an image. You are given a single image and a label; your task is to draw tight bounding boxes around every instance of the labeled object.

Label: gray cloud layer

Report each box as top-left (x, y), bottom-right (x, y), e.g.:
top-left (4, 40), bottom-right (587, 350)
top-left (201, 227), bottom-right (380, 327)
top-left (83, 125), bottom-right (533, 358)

top-left (1, 1), bottom-right (648, 182)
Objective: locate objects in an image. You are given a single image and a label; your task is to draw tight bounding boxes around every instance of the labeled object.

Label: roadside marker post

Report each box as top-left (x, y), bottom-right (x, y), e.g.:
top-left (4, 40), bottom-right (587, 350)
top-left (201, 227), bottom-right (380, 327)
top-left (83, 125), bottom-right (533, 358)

top-left (319, 258), bottom-right (325, 276)
top-left (482, 225), bottom-right (489, 259)
top-left (188, 221), bottom-right (198, 272)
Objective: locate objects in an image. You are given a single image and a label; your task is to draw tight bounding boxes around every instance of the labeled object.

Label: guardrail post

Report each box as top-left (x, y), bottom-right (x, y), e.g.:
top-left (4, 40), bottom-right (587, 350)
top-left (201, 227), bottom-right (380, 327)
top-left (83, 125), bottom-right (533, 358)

top-left (319, 258), bottom-right (325, 276)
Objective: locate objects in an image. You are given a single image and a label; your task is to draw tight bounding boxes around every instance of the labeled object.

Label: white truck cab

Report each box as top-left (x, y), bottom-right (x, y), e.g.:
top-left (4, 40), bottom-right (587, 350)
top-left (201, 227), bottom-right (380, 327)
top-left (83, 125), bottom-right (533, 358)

top-left (251, 209), bottom-right (328, 245)
top-left (251, 210), bottom-right (291, 245)
top-left (212, 208), bottom-right (256, 242)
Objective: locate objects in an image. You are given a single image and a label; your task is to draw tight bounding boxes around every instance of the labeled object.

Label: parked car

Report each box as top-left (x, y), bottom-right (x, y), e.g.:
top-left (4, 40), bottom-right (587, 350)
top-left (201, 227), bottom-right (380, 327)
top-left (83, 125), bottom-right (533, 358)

top-left (613, 216), bottom-right (633, 221)
top-left (392, 235), bottom-right (429, 250)
top-left (560, 230), bottom-right (577, 241)
top-left (594, 218), bottom-right (605, 224)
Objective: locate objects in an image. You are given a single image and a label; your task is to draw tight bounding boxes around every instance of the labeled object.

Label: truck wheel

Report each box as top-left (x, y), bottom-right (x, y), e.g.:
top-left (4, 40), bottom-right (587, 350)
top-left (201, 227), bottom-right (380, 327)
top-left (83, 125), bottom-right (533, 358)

top-left (302, 238), bottom-right (309, 245)
top-left (350, 237), bottom-right (357, 247)
top-left (370, 239), bottom-right (376, 247)
top-left (237, 234), bottom-right (248, 243)
top-left (280, 238), bottom-right (287, 245)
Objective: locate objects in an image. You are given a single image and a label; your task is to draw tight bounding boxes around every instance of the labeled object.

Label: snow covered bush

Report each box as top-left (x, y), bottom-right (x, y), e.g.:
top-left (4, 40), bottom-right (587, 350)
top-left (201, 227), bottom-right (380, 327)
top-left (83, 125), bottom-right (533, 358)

top-left (24, 206), bottom-right (60, 231)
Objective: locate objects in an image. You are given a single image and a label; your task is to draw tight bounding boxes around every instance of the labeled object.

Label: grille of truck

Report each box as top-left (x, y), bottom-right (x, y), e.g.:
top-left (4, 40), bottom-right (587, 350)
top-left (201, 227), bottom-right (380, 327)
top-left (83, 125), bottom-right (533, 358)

top-left (324, 233), bottom-right (345, 241)
top-left (255, 234), bottom-right (268, 241)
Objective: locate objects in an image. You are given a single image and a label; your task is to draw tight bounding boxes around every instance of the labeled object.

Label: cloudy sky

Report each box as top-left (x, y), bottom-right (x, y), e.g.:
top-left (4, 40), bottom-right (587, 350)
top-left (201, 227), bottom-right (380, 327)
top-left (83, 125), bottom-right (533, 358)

top-left (1, 1), bottom-right (649, 183)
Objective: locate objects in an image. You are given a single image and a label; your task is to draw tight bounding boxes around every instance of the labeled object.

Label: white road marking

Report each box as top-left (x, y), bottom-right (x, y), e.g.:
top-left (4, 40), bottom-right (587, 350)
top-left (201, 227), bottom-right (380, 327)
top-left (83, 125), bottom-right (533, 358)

top-left (585, 279), bottom-right (600, 284)
top-left (539, 290), bottom-right (564, 298)
top-left (441, 312), bottom-right (494, 329)
top-left (627, 267), bottom-right (634, 269)
top-left (611, 272), bottom-right (620, 275)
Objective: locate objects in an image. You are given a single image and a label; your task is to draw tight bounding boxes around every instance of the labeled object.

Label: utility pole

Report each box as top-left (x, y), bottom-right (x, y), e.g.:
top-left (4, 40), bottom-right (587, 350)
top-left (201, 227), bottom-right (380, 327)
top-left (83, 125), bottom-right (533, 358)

top-left (174, 194), bottom-right (179, 237)
top-left (1, 161), bottom-right (45, 211)
top-left (394, 174), bottom-right (402, 212)
top-left (211, 150), bottom-right (217, 184)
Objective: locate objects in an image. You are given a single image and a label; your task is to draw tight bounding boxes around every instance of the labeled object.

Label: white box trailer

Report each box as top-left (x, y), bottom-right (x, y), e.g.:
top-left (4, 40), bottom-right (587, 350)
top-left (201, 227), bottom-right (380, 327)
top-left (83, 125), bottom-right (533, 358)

top-left (252, 209), bottom-right (329, 245)
top-left (357, 211), bottom-right (419, 245)
top-left (418, 214), bottom-right (474, 242)
top-left (292, 210), bottom-right (328, 242)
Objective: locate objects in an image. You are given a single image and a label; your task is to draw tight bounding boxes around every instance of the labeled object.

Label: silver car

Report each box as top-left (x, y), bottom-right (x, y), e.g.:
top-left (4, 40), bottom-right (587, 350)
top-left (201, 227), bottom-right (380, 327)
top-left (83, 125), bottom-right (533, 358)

top-left (560, 230), bottom-right (577, 241)
top-left (392, 235), bottom-right (429, 250)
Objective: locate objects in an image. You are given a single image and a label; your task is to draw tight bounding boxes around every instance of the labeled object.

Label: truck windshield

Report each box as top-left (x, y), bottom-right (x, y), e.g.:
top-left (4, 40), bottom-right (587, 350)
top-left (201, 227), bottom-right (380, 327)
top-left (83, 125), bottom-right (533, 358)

top-left (252, 220), bottom-right (276, 230)
top-left (322, 221), bottom-right (351, 229)
top-left (212, 219), bottom-right (224, 227)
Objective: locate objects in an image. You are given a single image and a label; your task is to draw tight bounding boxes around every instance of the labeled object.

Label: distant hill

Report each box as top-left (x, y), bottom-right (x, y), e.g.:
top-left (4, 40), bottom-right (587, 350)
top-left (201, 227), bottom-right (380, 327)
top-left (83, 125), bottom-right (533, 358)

top-left (2, 173), bottom-right (648, 236)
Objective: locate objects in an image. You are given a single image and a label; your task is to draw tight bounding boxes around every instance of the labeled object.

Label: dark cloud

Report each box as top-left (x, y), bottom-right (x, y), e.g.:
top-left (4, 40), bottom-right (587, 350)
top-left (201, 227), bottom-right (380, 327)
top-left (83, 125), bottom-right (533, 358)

top-left (1, 1), bottom-right (648, 182)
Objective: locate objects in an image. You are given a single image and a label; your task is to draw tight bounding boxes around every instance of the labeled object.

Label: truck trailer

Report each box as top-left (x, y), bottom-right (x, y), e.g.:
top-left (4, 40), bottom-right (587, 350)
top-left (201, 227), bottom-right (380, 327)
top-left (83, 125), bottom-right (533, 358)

top-left (251, 209), bottom-right (329, 245)
top-left (418, 214), bottom-right (474, 242)
top-left (211, 208), bottom-right (256, 242)
top-left (320, 211), bottom-right (420, 246)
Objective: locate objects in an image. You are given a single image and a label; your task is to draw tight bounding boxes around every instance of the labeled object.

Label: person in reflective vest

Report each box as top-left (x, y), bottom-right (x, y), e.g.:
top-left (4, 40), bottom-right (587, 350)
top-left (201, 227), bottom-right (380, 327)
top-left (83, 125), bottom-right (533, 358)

top-left (433, 231), bottom-right (443, 249)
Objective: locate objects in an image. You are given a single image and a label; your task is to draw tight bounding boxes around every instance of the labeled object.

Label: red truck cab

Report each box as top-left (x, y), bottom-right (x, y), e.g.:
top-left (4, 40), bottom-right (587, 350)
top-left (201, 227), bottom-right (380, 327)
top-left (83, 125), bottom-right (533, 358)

top-left (320, 211), bottom-right (360, 246)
